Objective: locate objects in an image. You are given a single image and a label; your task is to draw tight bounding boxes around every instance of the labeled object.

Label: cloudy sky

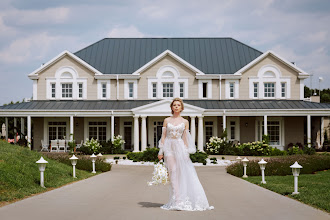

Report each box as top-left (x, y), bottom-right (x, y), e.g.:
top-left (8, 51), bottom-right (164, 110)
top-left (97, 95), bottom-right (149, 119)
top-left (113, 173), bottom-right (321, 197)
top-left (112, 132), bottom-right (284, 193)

top-left (0, 0), bottom-right (329, 105)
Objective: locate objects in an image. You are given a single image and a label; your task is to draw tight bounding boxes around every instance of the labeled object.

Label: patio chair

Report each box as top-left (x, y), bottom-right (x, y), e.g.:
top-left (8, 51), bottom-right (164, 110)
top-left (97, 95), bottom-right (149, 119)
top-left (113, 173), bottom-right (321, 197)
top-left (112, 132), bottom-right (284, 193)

top-left (40, 140), bottom-right (49, 152)
top-left (50, 140), bottom-right (59, 152)
top-left (76, 140), bottom-right (83, 149)
top-left (58, 140), bottom-right (66, 152)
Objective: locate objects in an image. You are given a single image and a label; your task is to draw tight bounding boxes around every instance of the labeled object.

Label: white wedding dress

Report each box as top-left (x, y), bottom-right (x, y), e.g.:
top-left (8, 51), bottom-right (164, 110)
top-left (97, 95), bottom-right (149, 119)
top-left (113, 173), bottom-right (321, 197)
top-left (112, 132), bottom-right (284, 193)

top-left (158, 121), bottom-right (214, 211)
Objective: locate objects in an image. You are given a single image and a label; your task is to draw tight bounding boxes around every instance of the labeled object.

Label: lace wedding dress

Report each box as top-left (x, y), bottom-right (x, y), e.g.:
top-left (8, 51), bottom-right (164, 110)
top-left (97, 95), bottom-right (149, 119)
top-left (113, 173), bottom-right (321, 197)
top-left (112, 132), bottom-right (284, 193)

top-left (158, 121), bottom-right (214, 211)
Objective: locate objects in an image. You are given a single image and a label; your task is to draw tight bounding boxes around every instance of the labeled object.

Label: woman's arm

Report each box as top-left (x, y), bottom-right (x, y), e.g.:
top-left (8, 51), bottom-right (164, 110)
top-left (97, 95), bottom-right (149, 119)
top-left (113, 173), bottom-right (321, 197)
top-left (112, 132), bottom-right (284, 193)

top-left (158, 118), bottom-right (168, 156)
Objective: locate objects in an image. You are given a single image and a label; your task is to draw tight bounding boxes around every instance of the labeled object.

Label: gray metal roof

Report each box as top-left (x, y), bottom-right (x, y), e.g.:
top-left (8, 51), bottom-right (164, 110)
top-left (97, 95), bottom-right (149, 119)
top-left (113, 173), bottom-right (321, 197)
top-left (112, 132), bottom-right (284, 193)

top-left (1, 100), bottom-right (330, 111)
top-left (74, 38), bottom-right (263, 75)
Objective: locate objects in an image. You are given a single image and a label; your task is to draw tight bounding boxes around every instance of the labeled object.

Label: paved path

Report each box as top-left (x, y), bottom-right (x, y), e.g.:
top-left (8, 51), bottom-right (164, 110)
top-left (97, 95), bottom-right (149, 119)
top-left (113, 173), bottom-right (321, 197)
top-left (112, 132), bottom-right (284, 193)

top-left (0, 165), bottom-right (329, 220)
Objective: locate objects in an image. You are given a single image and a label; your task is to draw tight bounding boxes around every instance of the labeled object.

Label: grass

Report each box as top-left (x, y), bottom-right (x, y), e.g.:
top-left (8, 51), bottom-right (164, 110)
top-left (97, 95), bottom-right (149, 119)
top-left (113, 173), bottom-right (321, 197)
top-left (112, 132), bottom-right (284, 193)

top-left (0, 140), bottom-right (97, 206)
top-left (245, 170), bottom-right (330, 213)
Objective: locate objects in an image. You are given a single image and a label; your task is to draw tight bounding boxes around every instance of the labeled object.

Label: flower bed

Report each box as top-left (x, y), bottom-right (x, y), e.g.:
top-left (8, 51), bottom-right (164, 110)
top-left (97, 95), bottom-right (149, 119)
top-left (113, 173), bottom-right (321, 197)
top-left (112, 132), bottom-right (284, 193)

top-left (226, 154), bottom-right (330, 177)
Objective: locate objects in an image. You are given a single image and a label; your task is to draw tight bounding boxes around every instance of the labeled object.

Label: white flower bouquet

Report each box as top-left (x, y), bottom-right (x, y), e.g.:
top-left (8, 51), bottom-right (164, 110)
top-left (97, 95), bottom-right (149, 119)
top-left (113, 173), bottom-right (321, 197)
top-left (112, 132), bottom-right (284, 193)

top-left (147, 161), bottom-right (169, 186)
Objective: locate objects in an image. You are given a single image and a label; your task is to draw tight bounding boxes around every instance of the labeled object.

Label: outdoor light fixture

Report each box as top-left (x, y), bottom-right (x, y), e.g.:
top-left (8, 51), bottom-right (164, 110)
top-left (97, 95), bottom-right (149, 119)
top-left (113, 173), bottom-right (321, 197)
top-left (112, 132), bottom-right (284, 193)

top-left (36, 156), bottom-right (48, 188)
top-left (90, 153), bottom-right (97, 174)
top-left (97, 153), bottom-right (103, 157)
top-left (242, 157), bottom-right (249, 178)
top-left (236, 156), bottom-right (242, 162)
top-left (69, 155), bottom-right (78, 178)
top-left (290, 161), bottom-right (303, 195)
top-left (258, 159), bottom-right (267, 184)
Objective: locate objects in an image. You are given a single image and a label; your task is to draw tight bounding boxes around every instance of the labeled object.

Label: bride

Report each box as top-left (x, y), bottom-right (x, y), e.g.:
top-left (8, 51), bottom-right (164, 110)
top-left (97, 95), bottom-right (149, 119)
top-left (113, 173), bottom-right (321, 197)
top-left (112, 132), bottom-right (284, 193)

top-left (157, 98), bottom-right (214, 211)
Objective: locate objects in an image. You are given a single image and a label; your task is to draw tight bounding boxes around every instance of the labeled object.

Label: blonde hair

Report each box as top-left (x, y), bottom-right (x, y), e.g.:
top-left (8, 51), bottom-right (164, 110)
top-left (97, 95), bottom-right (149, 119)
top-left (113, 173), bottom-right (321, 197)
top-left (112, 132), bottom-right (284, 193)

top-left (170, 98), bottom-right (184, 114)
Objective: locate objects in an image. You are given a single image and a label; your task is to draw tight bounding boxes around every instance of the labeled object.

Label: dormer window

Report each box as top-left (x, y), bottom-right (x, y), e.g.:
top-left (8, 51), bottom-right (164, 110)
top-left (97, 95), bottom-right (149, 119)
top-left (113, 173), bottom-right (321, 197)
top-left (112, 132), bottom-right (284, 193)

top-left (264, 83), bottom-right (275, 97)
top-left (62, 83), bottom-right (73, 98)
top-left (163, 83), bottom-right (174, 97)
top-left (51, 83), bottom-right (56, 98)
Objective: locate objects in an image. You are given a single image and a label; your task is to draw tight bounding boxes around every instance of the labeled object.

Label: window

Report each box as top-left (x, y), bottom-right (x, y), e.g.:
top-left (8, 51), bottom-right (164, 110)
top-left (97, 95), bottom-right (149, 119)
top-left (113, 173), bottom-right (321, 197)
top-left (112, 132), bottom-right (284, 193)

top-left (163, 83), bottom-right (173, 97)
top-left (51, 83), bottom-right (56, 98)
top-left (230, 83), bottom-right (234, 98)
top-left (102, 83), bottom-right (106, 98)
top-left (78, 83), bottom-right (83, 98)
top-left (205, 121), bottom-right (213, 143)
top-left (281, 83), bottom-right (286, 98)
top-left (203, 83), bottom-right (207, 98)
top-left (88, 122), bottom-right (107, 142)
top-left (128, 83), bottom-right (133, 98)
top-left (264, 83), bottom-right (275, 97)
top-left (260, 121), bottom-right (280, 145)
top-left (62, 84), bottom-right (72, 98)
top-left (152, 83), bottom-right (157, 98)
top-left (48, 122), bottom-right (66, 142)
top-left (254, 83), bottom-right (258, 98)
top-left (230, 121), bottom-right (235, 140)
top-left (180, 83), bottom-right (184, 98)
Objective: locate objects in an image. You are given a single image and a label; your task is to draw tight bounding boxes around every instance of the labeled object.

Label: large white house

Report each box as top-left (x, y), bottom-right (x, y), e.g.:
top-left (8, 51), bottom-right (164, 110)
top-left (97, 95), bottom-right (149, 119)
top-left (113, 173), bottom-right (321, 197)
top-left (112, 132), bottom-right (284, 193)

top-left (1, 38), bottom-right (330, 151)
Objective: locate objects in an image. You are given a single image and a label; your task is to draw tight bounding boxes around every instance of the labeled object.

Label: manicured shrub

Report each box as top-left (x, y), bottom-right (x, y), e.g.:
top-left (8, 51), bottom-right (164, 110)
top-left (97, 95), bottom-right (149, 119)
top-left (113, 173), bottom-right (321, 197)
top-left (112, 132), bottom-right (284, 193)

top-left (42, 153), bottom-right (111, 172)
top-left (189, 151), bottom-right (208, 164)
top-left (226, 154), bottom-right (330, 177)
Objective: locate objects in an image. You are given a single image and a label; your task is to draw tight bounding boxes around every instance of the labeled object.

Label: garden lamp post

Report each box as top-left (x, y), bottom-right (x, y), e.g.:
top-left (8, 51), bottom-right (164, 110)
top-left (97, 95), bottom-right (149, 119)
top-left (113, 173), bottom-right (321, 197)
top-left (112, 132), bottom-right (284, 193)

top-left (69, 155), bottom-right (78, 178)
top-left (290, 161), bottom-right (303, 195)
top-left (36, 156), bottom-right (48, 188)
top-left (236, 156), bottom-right (242, 162)
top-left (97, 153), bottom-right (103, 157)
top-left (258, 159), bottom-right (267, 184)
top-left (90, 153), bottom-right (97, 173)
top-left (242, 157), bottom-right (249, 178)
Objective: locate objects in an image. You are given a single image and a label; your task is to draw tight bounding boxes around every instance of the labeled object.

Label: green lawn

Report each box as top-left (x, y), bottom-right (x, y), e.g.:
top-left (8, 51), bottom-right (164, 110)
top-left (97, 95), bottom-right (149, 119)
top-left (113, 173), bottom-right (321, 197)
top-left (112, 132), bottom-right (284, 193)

top-left (245, 170), bottom-right (330, 213)
top-left (0, 140), bottom-right (96, 205)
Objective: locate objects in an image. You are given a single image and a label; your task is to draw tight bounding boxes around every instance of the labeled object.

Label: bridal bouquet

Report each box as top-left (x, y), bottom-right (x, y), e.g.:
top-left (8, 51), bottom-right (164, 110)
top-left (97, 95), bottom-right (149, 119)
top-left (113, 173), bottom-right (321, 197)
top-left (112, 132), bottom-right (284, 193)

top-left (147, 161), bottom-right (169, 186)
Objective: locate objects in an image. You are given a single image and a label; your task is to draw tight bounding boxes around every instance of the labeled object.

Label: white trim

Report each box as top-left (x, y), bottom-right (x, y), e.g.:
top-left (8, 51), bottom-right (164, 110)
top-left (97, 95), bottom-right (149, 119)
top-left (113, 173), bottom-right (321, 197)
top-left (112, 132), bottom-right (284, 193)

top-left (227, 117), bottom-right (240, 142)
top-left (196, 74), bottom-right (241, 80)
top-left (46, 66), bottom-right (88, 100)
top-left (28, 50), bottom-right (102, 78)
top-left (132, 49), bottom-right (204, 75)
top-left (43, 117), bottom-right (70, 145)
top-left (255, 117), bottom-right (284, 149)
top-left (95, 74), bottom-right (140, 79)
top-left (234, 50), bottom-right (309, 77)
top-left (97, 80), bottom-right (110, 99)
top-left (219, 75), bottom-right (222, 100)
top-left (300, 79), bottom-right (305, 100)
top-left (33, 80), bottom-right (38, 100)
top-left (148, 65), bottom-right (188, 99)
top-left (204, 117), bottom-right (218, 146)
top-left (124, 80), bottom-right (138, 99)
top-left (225, 80), bottom-right (239, 99)
top-left (198, 80), bottom-right (212, 99)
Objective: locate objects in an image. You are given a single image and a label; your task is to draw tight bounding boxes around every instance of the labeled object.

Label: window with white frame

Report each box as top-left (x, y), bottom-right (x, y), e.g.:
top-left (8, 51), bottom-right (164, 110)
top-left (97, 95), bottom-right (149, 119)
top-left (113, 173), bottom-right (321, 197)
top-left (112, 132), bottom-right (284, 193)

top-left (253, 83), bottom-right (258, 98)
top-left (229, 83), bottom-right (234, 98)
top-left (259, 121), bottom-right (280, 145)
top-left (62, 84), bottom-right (72, 98)
top-left (163, 83), bottom-right (173, 97)
top-left (78, 83), bottom-right (83, 98)
top-left (264, 83), bottom-right (275, 97)
top-left (152, 83), bottom-right (157, 98)
top-left (128, 83), bottom-right (134, 98)
top-left (202, 82), bottom-right (207, 98)
top-left (88, 122), bottom-right (107, 142)
top-left (51, 83), bottom-right (56, 98)
top-left (102, 83), bottom-right (107, 98)
top-left (205, 121), bottom-right (213, 142)
top-left (48, 122), bottom-right (66, 142)
top-left (180, 83), bottom-right (184, 98)
top-left (281, 83), bottom-right (286, 98)
top-left (230, 121), bottom-right (235, 140)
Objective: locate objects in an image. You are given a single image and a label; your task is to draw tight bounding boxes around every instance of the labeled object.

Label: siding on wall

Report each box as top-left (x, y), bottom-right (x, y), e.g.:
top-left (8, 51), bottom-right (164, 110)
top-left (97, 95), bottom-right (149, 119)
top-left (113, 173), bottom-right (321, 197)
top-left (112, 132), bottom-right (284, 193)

top-left (240, 117), bottom-right (256, 143)
top-left (37, 55), bottom-right (97, 100)
top-left (33, 117), bottom-right (44, 150)
top-left (284, 116), bottom-right (304, 148)
top-left (74, 117), bottom-right (84, 144)
top-left (240, 55), bottom-right (300, 100)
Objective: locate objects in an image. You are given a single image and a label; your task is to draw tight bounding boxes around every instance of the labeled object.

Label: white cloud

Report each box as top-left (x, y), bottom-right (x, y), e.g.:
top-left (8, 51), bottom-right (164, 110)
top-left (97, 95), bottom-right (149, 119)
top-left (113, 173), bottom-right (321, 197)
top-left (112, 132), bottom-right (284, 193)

top-left (108, 25), bottom-right (145, 38)
top-left (3, 7), bottom-right (70, 26)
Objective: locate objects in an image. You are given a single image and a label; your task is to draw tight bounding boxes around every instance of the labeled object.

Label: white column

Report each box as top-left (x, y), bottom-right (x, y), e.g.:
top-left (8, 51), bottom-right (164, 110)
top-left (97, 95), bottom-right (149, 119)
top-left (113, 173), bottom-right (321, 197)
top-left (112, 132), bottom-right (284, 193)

top-left (264, 115), bottom-right (268, 136)
top-left (223, 115), bottom-right (226, 133)
top-left (14, 117), bottom-right (17, 144)
top-left (111, 115), bottom-right (115, 141)
top-left (70, 116), bottom-right (74, 141)
top-left (321, 117), bottom-right (324, 147)
top-left (133, 115), bottom-right (140, 152)
top-left (198, 116), bottom-right (204, 152)
top-left (27, 116), bottom-right (31, 149)
top-left (21, 117), bottom-right (25, 139)
top-left (190, 116), bottom-right (196, 144)
top-left (5, 117), bottom-right (8, 141)
top-left (307, 115), bottom-right (311, 147)
top-left (219, 75), bottom-right (222, 100)
top-left (141, 116), bottom-right (147, 151)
